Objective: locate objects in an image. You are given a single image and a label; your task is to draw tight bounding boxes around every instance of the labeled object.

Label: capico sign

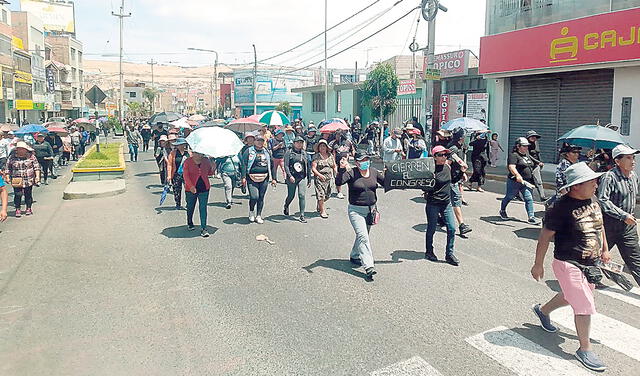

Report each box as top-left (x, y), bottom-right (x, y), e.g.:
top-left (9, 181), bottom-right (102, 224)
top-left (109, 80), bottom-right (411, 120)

top-left (480, 7), bottom-right (640, 75)
top-left (429, 50), bottom-right (470, 78)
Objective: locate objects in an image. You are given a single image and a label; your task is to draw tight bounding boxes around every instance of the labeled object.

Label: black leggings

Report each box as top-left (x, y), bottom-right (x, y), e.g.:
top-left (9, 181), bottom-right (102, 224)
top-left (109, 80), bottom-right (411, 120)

top-left (37, 158), bottom-right (51, 181)
top-left (248, 179), bottom-right (269, 216)
top-left (14, 185), bottom-right (33, 209)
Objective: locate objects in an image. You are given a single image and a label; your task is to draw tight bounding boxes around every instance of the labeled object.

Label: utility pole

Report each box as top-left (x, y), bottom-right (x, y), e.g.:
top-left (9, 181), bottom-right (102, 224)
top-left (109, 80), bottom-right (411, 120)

top-left (421, 0), bottom-right (447, 147)
top-left (324, 0), bottom-right (328, 121)
top-left (253, 44), bottom-right (257, 115)
top-left (112, 0), bottom-right (131, 127)
top-left (147, 58), bottom-right (157, 113)
top-left (186, 48), bottom-right (219, 118)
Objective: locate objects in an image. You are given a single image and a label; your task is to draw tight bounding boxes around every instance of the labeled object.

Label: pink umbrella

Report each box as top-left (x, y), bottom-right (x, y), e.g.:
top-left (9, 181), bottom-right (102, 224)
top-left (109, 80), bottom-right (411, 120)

top-left (72, 117), bottom-right (92, 124)
top-left (44, 121), bottom-right (68, 128)
top-left (320, 120), bottom-right (350, 134)
top-left (46, 126), bottom-right (69, 134)
top-left (248, 114), bottom-right (262, 122)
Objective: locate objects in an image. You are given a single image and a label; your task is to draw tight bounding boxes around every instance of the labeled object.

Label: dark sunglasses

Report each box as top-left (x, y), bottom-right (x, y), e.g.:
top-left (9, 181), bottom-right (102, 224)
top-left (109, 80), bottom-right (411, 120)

top-left (435, 153), bottom-right (448, 157)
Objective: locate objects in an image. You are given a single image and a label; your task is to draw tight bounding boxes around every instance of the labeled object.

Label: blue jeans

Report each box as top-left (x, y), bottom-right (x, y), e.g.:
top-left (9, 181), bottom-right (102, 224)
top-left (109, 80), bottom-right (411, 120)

top-left (186, 190), bottom-right (209, 229)
top-left (425, 202), bottom-right (456, 257)
top-left (501, 179), bottom-right (534, 218)
top-left (128, 144), bottom-right (139, 161)
top-left (348, 204), bottom-right (374, 269)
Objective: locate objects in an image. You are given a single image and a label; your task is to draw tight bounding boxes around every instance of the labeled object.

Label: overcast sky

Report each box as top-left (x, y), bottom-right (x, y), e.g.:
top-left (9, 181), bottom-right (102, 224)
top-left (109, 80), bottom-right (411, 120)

top-left (15, 0), bottom-right (486, 69)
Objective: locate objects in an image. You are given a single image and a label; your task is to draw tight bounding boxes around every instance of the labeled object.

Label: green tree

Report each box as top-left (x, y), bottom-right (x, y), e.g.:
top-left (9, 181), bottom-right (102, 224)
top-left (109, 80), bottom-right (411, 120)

top-left (361, 63), bottom-right (399, 120)
top-left (126, 101), bottom-right (146, 117)
top-left (143, 88), bottom-right (158, 113)
top-left (275, 101), bottom-right (292, 116)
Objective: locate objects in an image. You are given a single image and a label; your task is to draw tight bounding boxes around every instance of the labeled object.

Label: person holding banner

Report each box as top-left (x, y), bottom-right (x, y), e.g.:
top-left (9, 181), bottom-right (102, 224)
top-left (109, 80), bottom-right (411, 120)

top-left (424, 146), bottom-right (459, 266)
top-left (335, 151), bottom-right (384, 281)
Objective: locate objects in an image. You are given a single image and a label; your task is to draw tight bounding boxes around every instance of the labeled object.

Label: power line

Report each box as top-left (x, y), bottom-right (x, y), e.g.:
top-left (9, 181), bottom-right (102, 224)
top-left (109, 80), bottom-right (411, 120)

top-left (283, 6), bottom-right (420, 75)
top-left (282, 3), bottom-right (394, 68)
top-left (258, 0), bottom-right (385, 63)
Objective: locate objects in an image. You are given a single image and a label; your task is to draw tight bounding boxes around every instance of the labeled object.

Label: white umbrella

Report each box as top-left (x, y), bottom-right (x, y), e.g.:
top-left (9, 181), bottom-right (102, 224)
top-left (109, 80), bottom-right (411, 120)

top-left (188, 114), bottom-right (206, 121)
top-left (185, 126), bottom-right (244, 158)
top-left (170, 117), bottom-right (192, 129)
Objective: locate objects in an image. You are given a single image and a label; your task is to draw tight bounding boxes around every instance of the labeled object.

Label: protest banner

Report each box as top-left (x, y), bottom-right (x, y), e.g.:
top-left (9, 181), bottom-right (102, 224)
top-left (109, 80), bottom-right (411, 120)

top-left (384, 158), bottom-right (436, 192)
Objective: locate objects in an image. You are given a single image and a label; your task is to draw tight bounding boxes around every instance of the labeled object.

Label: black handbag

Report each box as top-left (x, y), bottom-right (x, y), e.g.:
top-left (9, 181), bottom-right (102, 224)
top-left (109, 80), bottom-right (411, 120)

top-left (567, 260), bottom-right (603, 284)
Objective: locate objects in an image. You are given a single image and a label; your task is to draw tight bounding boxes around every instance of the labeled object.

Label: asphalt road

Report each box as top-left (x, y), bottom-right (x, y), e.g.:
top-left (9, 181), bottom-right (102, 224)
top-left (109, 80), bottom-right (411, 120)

top-left (1, 146), bottom-right (639, 375)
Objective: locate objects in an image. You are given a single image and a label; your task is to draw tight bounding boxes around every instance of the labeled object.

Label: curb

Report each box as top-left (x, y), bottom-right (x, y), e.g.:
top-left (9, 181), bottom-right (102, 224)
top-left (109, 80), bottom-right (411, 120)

top-left (63, 180), bottom-right (126, 200)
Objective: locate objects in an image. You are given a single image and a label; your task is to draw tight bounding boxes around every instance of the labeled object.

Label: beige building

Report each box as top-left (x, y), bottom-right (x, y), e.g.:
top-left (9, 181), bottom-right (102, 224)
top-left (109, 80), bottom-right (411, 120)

top-left (45, 35), bottom-right (83, 118)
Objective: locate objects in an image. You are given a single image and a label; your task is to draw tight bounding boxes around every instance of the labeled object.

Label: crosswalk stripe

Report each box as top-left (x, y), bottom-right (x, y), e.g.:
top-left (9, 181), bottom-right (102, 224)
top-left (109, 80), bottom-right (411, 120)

top-left (465, 326), bottom-right (593, 376)
top-left (554, 306), bottom-right (640, 362)
top-left (597, 286), bottom-right (640, 308)
top-left (370, 356), bottom-right (443, 376)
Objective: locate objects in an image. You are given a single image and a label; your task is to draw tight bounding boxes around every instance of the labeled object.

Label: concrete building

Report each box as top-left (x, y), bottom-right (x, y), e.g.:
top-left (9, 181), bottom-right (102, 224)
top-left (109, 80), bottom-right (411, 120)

top-left (12, 11), bottom-right (47, 123)
top-left (45, 34), bottom-right (83, 118)
top-left (123, 82), bottom-right (146, 104)
top-left (481, 1), bottom-right (640, 163)
top-left (0, 2), bottom-right (13, 122)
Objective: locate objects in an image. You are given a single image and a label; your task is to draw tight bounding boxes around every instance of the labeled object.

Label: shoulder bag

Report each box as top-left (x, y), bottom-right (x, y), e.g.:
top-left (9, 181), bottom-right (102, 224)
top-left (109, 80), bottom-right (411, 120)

top-left (363, 169), bottom-right (380, 225)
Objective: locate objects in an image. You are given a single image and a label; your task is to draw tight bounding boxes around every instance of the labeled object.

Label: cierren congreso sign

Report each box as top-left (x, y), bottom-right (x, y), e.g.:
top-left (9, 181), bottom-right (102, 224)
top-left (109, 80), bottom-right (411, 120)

top-left (384, 158), bottom-right (436, 192)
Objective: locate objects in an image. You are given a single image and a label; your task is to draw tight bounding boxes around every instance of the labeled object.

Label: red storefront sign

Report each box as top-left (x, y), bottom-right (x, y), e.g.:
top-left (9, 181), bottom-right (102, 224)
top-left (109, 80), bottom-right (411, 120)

top-left (479, 7), bottom-right (640, 75)
top-left (440, 94), bottom-right (450, 124)
top-left (397, 79), bottom-right (416, 96)
top-left (428, 50), bottom-right (470, 78)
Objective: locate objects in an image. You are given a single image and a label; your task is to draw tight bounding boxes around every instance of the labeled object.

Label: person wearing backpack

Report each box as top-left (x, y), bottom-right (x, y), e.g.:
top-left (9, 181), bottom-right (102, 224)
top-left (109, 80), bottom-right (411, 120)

top-left (167, 138), bottom-right (191, 210)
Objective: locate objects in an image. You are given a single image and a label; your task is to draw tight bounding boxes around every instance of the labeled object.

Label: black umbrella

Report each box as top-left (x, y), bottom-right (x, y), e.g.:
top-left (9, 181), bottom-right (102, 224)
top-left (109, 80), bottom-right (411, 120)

top-left (149, 112), bottom-right (183, 125)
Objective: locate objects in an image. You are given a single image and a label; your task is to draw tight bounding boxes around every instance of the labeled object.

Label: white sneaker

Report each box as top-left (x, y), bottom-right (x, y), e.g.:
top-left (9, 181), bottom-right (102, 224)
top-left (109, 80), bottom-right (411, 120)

top-left (249, 211), bottom-right (256, 222)
top-left (337, 192), bottom-right (345, 199)
top-left (256, 216), bottom-right (264, 224)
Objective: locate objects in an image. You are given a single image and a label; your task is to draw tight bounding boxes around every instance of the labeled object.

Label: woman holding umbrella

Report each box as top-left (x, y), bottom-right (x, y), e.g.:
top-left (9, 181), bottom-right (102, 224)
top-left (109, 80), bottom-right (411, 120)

top-left (241, 135), bottom-right (276, 224)
top-left (182, 150), bottom-right (214, 237)
top-left (5, 141), bottom-right (41, 217)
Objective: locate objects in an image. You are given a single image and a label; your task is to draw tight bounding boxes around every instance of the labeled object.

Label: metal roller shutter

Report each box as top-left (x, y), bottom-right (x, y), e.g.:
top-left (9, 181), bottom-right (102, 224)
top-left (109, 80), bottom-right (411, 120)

top-left (509, 69), bottom-right (613, 162)
top-left (509, 77), bottom-right (560, 162)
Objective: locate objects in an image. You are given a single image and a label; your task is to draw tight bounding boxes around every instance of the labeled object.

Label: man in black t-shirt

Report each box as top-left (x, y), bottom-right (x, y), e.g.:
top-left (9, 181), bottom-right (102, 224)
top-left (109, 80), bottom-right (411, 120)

top-left (531, 162), bottom-right (610, 372)
top-left (501, 137), bottom-right (539, 223)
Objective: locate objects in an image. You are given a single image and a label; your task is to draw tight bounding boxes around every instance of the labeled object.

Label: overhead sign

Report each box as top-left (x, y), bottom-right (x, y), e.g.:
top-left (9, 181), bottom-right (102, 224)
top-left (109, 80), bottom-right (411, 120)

top-left (397, 79), bottom-right (416, 96)
top-left (479, 7), bottom-right (640, 75)
top-left (85, 85), bottom-right (107, 104)
top-left (15, 99), bottom-right (33, 110)
top-left (14, 71), bottom-right (33, 84)
top-left (46, 67), bottom-right (56, 93)
top-left (429, 50), bottom-right (470, 78)
top-left (423, 69), bottom-right (441, 81)
top-left (384, 158), bottom-right (436, 192)
top-left (466, 93), bottom-right (489, 122)
top-left (21, 0), bottom-right (76, 34)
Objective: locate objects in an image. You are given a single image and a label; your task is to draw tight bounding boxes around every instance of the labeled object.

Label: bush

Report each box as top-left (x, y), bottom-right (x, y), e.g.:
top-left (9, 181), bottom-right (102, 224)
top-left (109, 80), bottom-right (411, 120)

top-left (75, 143), bottom-right (122, 168)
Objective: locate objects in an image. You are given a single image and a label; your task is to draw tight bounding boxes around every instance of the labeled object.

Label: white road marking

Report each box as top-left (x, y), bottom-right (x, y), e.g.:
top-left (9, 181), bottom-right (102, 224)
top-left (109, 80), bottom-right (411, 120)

top-left (554, 306), bottom-right (640, 362)
top-left (465, 326), bottom-right (592, 376)
top-left (597, 285), bottom-right (640, 308)
top-left (371, 356), bottom-right (443, 376)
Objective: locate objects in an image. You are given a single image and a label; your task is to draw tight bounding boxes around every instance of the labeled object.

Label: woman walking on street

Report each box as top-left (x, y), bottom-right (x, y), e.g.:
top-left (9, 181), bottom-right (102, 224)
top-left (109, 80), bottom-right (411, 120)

top-left (406, 127), bottom-right (427, 159)
top-left (155, 135), bottom-right (169, 185)
top-left (555, 143), bottom-right (582, 197)
top-left (268, 130), bottom-right (287, 182)
top-left (424, 146), bottom-right (459, 266)
top-left (241, 135), bottom-right (276, 224)
top-left (335, 151), bottom-right (384, 280)
top-left (312, 139), bottom-right (336, 219)
top-left (182, 151), bottom-right (214, 237)
top-left (140, 125), bottom-right (152, 152)
top-left (526, 130), bottom-right (547, 200)
top-left (489, 133), bottom-right (503, 167)
top-left (217, 153), bottom-right (241, 209)
top-left (167, 138), bottom-right (190, 210)
top-left (283, 136), bottom-right (311, 223)
top-left (5, 141), bottom-right (41, 217)
top-left (500, 137), bottom-right (539, 224)
top-left (469, 132), bottom-right (489, 192)
top-left (32, 133), bottom-right (54, 184)
top-left (126, 125), bottom-right (143, 162)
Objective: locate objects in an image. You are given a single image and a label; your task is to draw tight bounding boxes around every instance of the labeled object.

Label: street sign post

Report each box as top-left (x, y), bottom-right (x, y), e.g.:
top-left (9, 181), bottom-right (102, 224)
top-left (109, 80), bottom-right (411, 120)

top-left (423, 69), bottom-right (441, 81)
top-left (85, 85), bottom-right (107, 152)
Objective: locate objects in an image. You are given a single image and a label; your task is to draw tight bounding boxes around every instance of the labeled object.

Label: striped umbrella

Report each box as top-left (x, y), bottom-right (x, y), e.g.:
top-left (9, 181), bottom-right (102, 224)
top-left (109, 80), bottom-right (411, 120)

top-left (258, 110), bottom-right (290, 126)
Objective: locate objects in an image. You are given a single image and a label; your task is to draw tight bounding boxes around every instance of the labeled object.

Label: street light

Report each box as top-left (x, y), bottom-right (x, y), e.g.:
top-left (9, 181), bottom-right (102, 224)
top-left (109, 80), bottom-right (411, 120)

top-left (188, 47), bottom-right (218, 118)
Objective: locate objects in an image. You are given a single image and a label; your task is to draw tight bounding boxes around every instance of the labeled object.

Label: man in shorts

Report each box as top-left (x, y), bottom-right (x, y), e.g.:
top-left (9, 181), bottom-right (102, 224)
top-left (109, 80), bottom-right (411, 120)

top-left (531, 162), bottom-right (610, 372)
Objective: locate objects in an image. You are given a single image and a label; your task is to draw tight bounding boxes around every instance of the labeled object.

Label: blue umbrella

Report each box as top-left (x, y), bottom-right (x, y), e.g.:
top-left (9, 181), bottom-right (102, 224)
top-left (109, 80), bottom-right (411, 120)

top-left (159, 184), bottom-right (170, 205)
top-left (14, 124), bottom-right (48, 135)
top-left (557, 124), bottom-right (625, 150)
top-left (440, 117), bottom-right (488, 133)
